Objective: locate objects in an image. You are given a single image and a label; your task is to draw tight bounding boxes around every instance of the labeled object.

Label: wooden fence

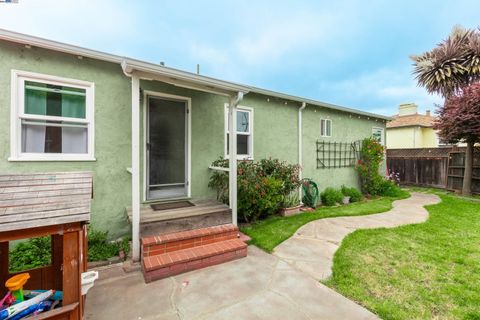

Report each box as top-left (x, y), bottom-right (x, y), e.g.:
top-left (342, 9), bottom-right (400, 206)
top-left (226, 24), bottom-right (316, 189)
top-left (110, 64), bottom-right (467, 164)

top-left (387, 147), bottom-right (480, 194)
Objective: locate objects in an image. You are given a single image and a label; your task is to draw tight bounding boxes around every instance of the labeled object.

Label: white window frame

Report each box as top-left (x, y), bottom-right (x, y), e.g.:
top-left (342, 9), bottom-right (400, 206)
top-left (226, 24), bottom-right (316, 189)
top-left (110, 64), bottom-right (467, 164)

top-left (320, 118), bottom-right (332, 137)
top-left (372, 127), bottom-right (385, 145)
top-left (224, 103), bottom-right (254, 160)
top-left (9, 70), bottom-right (95, 161)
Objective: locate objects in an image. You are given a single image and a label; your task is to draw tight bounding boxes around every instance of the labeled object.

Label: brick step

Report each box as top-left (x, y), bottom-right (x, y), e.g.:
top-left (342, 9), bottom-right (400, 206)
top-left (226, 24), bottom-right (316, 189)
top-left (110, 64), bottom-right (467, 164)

top-left (142, 238), bottom-right (247, 282)
top-left (141, 224), bottom-right (238, 258)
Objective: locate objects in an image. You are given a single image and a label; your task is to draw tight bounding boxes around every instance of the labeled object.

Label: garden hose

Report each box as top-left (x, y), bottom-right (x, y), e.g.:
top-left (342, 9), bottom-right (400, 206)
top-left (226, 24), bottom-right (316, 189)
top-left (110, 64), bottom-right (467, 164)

top-left (302, 179), bottom-right (319, 208)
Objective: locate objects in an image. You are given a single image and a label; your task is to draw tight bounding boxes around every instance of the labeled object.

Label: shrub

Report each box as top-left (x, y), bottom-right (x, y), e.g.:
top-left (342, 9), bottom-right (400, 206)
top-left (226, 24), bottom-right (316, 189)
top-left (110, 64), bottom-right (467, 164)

top-left (378, 179), bottom-right (404, 197)
top-left (238, 176), bottom-right (284, 222)
top-left (88, 228), bottom-right (130, 262)
top-left (321, 187), bottom-right (344, 206)
top-left (208, 157), bottom-right (301, 222)
top-left (8, 229), bottom-right (130, 272)
top-left (9, 237), bottom-right (51, 273)
top-left (341, 185), bottom-right (363, 203)
top-left (256, 158), bottom-right (301, 196)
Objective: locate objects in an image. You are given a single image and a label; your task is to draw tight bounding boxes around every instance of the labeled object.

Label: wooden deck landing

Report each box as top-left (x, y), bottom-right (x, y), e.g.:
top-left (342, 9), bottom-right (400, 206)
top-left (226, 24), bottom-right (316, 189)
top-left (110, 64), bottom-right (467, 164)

top-left (126, 199), bottom-right (232, 236)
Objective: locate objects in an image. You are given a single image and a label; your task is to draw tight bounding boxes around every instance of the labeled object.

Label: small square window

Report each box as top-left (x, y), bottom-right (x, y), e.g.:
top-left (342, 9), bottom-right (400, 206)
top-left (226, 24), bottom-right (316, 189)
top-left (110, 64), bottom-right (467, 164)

top-left (372, 127), bottom-right (385, 145)
top-left (321, 119), bottom-right (332, 137)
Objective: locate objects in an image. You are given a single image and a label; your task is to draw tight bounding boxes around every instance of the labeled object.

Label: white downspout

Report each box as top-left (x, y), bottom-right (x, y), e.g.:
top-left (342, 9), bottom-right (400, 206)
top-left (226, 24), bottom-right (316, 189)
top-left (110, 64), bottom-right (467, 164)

top-left (130, 75), bottom-right (141, 262)
top-left (122, 61), bottom-right (141, 262)
top-left (229, 92), bottom-right (244, 226)
top-left (298, 102), bottom-right (307, 201)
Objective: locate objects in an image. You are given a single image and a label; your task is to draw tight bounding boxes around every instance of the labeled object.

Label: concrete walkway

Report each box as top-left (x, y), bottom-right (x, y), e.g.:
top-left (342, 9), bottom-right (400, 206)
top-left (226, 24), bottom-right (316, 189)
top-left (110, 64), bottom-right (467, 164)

top-left (85, 192), bottom-right (440, 320)
top-left (273, 192), bottom-right (441, 280)
top-left (86, 246), bottom-right (377, 320)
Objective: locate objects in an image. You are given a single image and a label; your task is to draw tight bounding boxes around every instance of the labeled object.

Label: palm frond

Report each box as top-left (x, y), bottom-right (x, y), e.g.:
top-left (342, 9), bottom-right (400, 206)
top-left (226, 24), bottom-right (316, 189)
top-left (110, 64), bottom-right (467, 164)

top-left (411, 26), bottom-right (480, 97)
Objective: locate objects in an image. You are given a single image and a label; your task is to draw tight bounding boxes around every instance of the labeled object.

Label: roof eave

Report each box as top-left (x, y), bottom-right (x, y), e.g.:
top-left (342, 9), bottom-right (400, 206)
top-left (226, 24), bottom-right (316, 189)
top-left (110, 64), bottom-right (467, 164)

top-left (0, 28), bottom-right (390, 120)
top-left (0, 28), bottom-right (124, 64)
top-left (251, 86), bottom-right (392, 121)
top-left (122, 59), bottom-right (250, 95)
top-left (387, 124), bottom-right (434, 129)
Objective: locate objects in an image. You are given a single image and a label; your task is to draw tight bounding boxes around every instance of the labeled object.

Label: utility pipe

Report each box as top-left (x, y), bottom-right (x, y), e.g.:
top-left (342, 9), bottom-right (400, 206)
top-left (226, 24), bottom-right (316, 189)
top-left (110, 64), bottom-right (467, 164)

top-left (298, 102), bottom-right (307, 201)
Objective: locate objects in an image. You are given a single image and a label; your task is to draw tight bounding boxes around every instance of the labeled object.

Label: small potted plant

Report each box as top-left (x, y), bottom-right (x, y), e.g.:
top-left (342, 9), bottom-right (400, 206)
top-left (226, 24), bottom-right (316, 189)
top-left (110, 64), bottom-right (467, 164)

top-left (279, 192), bottom-right (302, 217)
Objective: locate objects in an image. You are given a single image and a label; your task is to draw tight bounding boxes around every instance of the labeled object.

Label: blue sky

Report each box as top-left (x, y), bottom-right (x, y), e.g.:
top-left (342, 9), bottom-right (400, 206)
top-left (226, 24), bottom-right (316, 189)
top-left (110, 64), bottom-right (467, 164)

top-left (1, 0), bottom-right (479, 116)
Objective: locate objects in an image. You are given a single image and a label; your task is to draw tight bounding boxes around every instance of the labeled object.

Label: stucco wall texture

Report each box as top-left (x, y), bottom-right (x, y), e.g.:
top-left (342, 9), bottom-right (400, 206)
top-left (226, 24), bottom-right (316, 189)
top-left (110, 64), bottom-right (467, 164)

top-left (0, 41), bottom-right (132, 238)
top-left (386, 126), bottom-right (438, 149)
top-left (0, 41), bottom-right (386, 238)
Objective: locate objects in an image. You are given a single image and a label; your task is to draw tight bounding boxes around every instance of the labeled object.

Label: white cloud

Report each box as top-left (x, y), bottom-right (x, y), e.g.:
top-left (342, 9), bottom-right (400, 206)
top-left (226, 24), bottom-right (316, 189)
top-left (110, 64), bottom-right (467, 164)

top-left (189, 42), bottom-right (240, 80)
top-left (317, 67), bottom-right (443, 116)
top-left (233, 12), bottom-right (329, 65)
top-left (186, 5), bottom-right (364, 82)
top-left (0, 0), bottom-right (137, 52)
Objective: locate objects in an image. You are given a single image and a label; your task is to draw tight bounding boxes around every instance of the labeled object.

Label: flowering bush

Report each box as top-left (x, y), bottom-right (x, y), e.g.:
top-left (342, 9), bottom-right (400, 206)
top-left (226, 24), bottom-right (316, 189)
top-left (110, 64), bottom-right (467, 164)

top-left (208, 158), bottom-right (301, 222)
top-left (356, 138), bottom-right (385, 195)
top-left (386, 170), bottom-right (401, 185)
top-left (356, 138), bottom-right (404, 197)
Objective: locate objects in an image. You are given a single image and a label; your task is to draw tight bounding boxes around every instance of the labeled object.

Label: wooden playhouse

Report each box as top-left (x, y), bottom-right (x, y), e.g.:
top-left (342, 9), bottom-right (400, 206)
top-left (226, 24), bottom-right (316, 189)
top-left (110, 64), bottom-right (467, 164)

top-left (0, 172), bottom-right (93, 320)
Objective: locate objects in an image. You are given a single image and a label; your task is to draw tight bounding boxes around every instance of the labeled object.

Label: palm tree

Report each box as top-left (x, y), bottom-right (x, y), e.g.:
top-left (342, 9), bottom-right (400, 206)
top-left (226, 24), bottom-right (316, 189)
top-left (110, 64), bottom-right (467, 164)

top-left (411, 26), bottom-right (480, 195)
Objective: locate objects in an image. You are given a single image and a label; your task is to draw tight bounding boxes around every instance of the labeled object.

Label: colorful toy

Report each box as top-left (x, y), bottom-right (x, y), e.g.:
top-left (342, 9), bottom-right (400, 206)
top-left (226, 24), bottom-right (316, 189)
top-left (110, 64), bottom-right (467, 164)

top-left (0, 292), bottom-right (15, 310)
top-left (5, 273), bottom-right (30, 303)
top-left (0, 289), bottom-right (53, 320)
top-left (24, 290), bottom-right (63, 302)
top-left (9, 300), bottom-right (51, 320)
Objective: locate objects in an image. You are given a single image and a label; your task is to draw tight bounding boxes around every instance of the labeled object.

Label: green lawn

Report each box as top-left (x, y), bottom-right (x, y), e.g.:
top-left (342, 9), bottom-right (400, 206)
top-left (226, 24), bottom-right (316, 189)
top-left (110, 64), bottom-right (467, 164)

top-left (240, 191), bottom-right (409, 253)
top-left (324, 191), bottom-right (480, 319)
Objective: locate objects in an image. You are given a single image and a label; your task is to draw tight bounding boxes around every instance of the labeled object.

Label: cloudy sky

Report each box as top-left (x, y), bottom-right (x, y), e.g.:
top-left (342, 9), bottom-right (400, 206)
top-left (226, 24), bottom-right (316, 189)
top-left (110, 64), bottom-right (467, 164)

top-left (1, 0), bottom-right (479, 115)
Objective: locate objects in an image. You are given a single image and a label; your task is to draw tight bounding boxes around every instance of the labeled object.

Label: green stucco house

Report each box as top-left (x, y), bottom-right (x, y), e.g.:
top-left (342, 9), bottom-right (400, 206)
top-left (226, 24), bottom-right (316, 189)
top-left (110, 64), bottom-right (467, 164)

top-left (0, 29), bottom-right (389, 261)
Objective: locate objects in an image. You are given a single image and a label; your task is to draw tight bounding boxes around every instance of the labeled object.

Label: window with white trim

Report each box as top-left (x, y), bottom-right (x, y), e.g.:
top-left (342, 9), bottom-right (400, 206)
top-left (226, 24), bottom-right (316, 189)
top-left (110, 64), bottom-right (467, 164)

top-left (372, 127), bottom-right (385, 145)
top-left (10, 70), bottom-right (95, 161)
top-left (320, 119), bottom-right (332, 137)
top-left (224, 105), bottom-right (253, 160)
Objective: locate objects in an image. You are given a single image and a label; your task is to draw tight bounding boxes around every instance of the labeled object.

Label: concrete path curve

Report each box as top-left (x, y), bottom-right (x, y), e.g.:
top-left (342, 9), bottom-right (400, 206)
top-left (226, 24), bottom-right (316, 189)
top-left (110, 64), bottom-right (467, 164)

top-left (273, 192), bottom-right (441, 280)
top-left (86, 246), bottom-right (379, 320)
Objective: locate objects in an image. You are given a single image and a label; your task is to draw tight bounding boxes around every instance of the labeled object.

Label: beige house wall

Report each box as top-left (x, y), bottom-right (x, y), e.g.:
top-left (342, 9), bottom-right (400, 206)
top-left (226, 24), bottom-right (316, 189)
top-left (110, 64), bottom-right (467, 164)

top-left (421, 128), bottom-right (439, 147)
top-left (386, 126), bottom-right (439, 149)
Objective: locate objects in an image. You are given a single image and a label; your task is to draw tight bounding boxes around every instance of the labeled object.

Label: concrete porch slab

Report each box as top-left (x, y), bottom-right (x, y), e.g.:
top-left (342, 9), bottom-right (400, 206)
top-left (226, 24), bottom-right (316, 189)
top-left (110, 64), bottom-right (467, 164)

top-left (85, 246), bottom-right (377, 320)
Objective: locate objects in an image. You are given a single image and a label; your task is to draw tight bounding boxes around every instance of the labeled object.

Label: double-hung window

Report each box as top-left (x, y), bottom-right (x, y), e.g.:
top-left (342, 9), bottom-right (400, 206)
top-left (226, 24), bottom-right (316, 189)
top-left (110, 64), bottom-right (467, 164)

top-left (372, 127), bottom-right (385, 145)
top-left (10, 70), bottom-right (95, 161)
top-left (224, 104), bottom-right (253, 160)
top-left (320, 119), bottom-right (332, 137)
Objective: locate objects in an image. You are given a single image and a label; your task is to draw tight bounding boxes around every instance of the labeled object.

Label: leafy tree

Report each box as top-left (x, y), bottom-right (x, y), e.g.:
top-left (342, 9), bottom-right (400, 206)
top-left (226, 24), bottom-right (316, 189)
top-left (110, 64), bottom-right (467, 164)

top-left (411, 26), bottom-right (480, 194)
top-left (435, 84), bottom-right (480, 194)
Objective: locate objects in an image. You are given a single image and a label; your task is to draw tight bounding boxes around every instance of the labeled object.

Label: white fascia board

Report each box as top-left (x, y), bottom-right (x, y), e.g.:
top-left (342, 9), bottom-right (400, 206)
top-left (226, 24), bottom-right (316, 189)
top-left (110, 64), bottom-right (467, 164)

top-left (122, 59), bottom-right (250, 94)
top-left (250, 86), bottom-right (392, 121)
top-left (0, 28), bottom-right (124, 64)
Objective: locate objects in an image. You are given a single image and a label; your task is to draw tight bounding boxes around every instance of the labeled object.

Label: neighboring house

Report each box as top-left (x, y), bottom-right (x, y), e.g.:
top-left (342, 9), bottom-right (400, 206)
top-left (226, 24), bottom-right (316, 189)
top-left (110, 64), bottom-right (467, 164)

top-left (386, 103), bottom-right (439, 149)
top-left (0, 29), bottom-right (389, 260)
